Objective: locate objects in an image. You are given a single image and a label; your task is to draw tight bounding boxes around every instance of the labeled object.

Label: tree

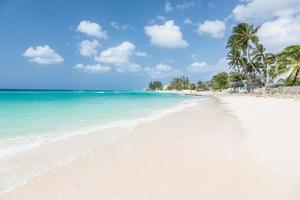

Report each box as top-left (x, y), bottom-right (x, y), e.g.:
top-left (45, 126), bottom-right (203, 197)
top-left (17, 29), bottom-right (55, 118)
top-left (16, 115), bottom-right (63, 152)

top-left (190, 83), bottom-right (197, 90)
top-left (227, 23), bottom-right (260, 72)
top-left (229, 71), bottom-right (246, 89)
top-left (227, 23), bottom-right (262, 92)
top-left (227, 48), bottom-right (247, 72)
top-left (168, 76), bottom-right (190, 90)
top-left (252, 43), bottom-right (276, 90)
top-left (211, 72), bottom-right (229, 91)
top-left (196, 81), bottom-right (208, 91)
top-left (275, 45), bottom-right (300, 86)
top-left (148, 81), bottom-right (163, 90)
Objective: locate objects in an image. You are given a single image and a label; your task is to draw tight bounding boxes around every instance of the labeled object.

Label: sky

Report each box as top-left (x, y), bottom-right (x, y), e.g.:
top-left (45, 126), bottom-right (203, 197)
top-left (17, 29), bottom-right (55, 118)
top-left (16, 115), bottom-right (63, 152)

top-left (0, 0), bottom-right (299, 90)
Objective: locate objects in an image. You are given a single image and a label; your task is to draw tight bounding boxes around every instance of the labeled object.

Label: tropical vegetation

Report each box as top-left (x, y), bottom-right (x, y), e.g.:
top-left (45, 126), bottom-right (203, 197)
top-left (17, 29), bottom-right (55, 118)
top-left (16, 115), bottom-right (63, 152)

top-left (148, 23), bottom-right (300, 93)
top-left (167, 76), bottom-right (190, 90)
top-left (226, 22), bottom-right (300, 92)
top-left (211, 72), bottom-right (229, 91)
top-left (148, 81), bottom-right (163, 91)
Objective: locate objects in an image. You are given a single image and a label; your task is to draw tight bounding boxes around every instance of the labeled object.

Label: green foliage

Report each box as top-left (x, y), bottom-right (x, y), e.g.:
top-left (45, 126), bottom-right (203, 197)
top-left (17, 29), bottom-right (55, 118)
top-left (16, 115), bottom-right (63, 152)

top-left (229, 71), bottom-right (246, 89)
top-left (148, 81), bottom-right (163, 90)
top-left (227, 23), bottom-right (300, 89)
top-left (226, 22), bottom-right (276, 91)
top-left (190, 83), bottom-right (197, 90)
top-left (211, 72), bottom-right (229, 91)
top-left (284, 77), bottom-right (300, 86)
top-left (275, 45), bottom-right (300, 85)
top-left (227, 23), bottom-right (260, 55)
top-left (196, 81), bottom-right (208, 91)
top-left (161, 24), bottom-right (300, 92)
top-left (168, 76), bottom-right (190, 90)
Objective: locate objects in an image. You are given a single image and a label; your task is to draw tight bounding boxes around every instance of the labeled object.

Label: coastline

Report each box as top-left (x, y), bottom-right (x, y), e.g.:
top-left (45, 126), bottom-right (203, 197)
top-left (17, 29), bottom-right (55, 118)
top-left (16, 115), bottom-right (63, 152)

top-left (0, 97), bottom-right (200, 193)
top-left (2, 96), bottom-right (300, 199)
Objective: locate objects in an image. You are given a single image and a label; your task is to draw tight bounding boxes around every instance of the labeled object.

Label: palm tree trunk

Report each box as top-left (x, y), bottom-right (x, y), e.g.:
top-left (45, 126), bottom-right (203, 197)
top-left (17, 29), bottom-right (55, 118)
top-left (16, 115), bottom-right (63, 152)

top-left (292, 69), bottom-right (299, 85)
top-left (246, 47), bottom-right (256, 92)
top-left (264, 64), bottom-right (269, 93)
top-left (247, 49), bottom-right (259, 74)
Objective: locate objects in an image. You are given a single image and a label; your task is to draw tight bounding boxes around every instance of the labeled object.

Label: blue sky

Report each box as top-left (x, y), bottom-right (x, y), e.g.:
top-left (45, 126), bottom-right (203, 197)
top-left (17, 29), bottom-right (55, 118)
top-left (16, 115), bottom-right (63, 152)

top-left (0, 0), bottom-right (299, 90)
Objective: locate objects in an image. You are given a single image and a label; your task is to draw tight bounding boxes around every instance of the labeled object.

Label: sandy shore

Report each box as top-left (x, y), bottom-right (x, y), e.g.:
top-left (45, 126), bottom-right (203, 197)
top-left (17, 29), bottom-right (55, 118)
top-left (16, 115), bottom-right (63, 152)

top-left (2, 97), bottom-right (300, 199)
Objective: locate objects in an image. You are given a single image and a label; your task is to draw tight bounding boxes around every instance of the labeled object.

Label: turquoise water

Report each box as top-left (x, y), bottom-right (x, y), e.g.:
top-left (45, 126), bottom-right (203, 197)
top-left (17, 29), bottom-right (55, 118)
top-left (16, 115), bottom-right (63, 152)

top-left (0, 90), bottom-right (199, 193)
top-left (0, 90), bottom-right (191, 138)
top-left (0, 90), bottom-right (191, 140)
top-left (0, 90), bottom-right (199, 192)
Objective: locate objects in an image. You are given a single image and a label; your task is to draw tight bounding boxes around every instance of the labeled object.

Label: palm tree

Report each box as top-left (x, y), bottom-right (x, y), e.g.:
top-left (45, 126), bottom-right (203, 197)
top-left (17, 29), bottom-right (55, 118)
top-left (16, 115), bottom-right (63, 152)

top-left (229, 71), bottom-right (246, 89)
top-left (276, 45), bottom-right (300, 85)
top-left (227, 23), bottom-right (260, 73)
top-left (227, 48), bottom-right (247, 72)
top-left (253, 43), bottom-right (276, 90)
top-left (168, 76), bottom-right (190, 90)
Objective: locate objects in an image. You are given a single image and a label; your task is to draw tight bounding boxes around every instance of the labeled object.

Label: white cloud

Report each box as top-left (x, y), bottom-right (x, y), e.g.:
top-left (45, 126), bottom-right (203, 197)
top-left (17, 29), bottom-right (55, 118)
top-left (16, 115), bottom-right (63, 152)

top-left (115, 63), bottom-right (141, 73)
top-left (258, 16), bottom-right (300, 53)
top-left (145, 63), bottom-right (181, 78)
top-left (95, 41), bottom-right (135, 65)
top-left (189, 54), bottom-right (198, 59)
top-left (110, 21), bottom-right (133, 30)
top-left (23, 45), bottom-right (64, 64)
top-left (175, 1), bottom-right (196, 10)
top-left (187, 62), bottom-right (207, 72)
top-left (183, 17), bottom-right (193, 25)
top-left (156, 15), bottom-right (167, 22)
top-left (187, 58), bottom-right (228, 75)
top-left (197, 20), bottom-right (225, 38)
top-left (110, 21), bottom-right (123, 30)
top-left (232, 0), bottom-right (300, 22)
top-left (95, 41), bottom-right (143, 72)
top-left (75, 63), bottom-right (111, 73)
top-left (77, 20), bottom-right (107, 39)
top-left (144, 20), bottom-right (188, 48)
top-left (79, 39), bottom-right (100, 57)
top-left (231, 0), bottom-right (300, 52)
top-left (164, 1), bottom-right (197, 12)
top-left (165, 1), bottom-right (173, 12)
top-left (135, 51), bottom-right (148, 57)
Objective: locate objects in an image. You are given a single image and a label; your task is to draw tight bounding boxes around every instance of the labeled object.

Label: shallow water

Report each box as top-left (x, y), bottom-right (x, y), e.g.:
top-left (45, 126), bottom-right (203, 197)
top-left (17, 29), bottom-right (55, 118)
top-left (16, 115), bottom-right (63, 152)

top-left (0, 90), bottom-right (201, 193)
top-left (0, 90), bottom-right (194, 158)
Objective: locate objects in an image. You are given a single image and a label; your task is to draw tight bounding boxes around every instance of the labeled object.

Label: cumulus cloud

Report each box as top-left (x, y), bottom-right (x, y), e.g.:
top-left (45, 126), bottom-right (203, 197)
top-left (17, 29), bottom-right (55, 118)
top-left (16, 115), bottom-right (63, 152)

top-left (231, 0), bottom-right (300, 52)
top-left (144, 20), bottom-right (188, 48)
top-left (95, 41), bottom-right (135, 65)
top-left (23, 45), bottom-right (64, 64)
top-left (79, 39), bottom-right (100, 57)
top-left (95, 41), bottom-right (143, 72)
top-left (145, 63), bottom-right (181, 78)
top-left (187, 62), bottom-right (207, 72)
top-left (187, 58), bottom-right (228, 75)
top-left (77, 20), bottom-right (107, 39)
top-left (232, 0), bottom-right (300, 22)
top-left (197, 20), bottom-right (225, 38)
top-left (75, 63), bottom-right (111, 73)
top-left (258, 16), bottom-right (300, 52)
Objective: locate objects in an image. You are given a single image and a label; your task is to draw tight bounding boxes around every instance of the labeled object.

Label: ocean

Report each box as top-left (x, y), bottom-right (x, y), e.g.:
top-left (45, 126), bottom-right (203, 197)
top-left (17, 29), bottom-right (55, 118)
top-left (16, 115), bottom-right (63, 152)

top-left (0, 90), bottom-right (196, 158)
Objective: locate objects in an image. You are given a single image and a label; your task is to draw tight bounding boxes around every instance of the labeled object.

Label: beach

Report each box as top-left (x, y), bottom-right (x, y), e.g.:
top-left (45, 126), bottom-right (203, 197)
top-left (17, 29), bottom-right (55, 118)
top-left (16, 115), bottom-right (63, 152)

top-left (1, 95), bottom-right (300, 199)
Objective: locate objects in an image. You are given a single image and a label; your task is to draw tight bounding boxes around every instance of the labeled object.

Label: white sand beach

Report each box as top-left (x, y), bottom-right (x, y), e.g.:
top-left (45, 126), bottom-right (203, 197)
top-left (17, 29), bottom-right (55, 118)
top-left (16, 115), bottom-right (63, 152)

top-left (1, 96), bottom-right (300, 200)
